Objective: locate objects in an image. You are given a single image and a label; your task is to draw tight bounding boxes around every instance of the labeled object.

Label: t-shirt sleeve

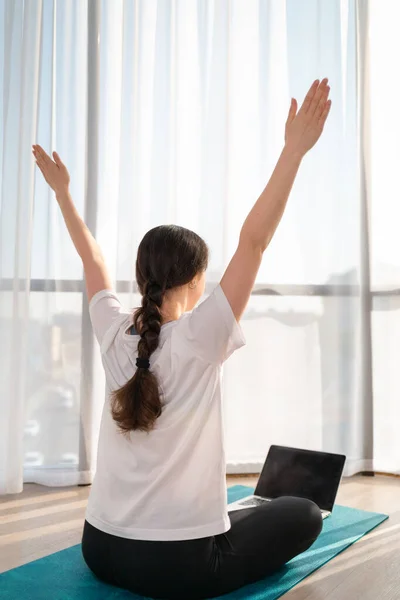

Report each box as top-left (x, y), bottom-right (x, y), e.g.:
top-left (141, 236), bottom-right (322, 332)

top-left (89, 289), bottom-right (126, 346)
top-left (183, 284), bottom-right (246, 364)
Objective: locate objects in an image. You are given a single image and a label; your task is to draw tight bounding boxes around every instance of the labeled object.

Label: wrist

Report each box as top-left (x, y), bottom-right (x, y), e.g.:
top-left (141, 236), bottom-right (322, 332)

top-left (55, 188), bottom-right (72, 204)
top-left (282, 144), bottom-right (304, 163)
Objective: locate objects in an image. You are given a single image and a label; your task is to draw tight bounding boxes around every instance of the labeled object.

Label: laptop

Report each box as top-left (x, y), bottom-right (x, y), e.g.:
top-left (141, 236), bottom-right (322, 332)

top-left (228, 445), bottom-right (346, 519)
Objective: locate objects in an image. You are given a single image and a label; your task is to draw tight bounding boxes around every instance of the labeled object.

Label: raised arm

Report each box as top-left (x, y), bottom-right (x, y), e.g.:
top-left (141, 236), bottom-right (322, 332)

top-left (220, 78), bottom-right (331, 320)
top-left (32, 145), bottom-right (111, 301)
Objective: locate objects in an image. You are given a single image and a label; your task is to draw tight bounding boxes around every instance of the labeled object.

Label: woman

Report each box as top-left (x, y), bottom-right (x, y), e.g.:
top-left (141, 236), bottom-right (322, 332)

top-left (33, 78), bottom-right (331, 599)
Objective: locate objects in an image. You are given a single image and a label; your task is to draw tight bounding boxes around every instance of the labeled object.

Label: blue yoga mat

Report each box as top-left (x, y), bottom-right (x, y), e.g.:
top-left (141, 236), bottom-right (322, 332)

top-left (0, 485), bottom-right (388, 600)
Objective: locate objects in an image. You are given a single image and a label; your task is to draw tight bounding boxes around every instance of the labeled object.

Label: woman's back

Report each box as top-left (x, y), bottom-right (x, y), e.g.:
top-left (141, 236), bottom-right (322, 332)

top-left (86, 285), bottom-right (245, 541)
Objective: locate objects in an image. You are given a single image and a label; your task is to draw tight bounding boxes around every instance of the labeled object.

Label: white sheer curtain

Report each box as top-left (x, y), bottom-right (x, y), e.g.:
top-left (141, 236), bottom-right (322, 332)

top-left (0, 0), bottom-right (395, 495)
top-left (367, 0), bottom-right (400, 473)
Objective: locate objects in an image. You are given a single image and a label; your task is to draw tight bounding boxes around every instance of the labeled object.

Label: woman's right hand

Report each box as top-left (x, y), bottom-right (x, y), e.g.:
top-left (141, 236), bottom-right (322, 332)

top-left (32, 145), bottom-right (70, 196)
top-left (284, 79), bottom-right (331, 157)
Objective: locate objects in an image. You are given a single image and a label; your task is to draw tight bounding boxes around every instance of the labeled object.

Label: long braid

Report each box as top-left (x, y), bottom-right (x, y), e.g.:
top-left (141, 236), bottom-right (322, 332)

top-left (136, 282), bottom-right (163, 360)
top-left (111, 225), bottom-right (209, 433)
top-left (111, 282), bottom-right (165, 432)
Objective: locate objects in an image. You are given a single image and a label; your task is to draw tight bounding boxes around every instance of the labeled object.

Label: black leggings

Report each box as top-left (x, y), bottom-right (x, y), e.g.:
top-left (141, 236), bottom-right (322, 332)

top-left (82, 497), bottom-right (322, 600)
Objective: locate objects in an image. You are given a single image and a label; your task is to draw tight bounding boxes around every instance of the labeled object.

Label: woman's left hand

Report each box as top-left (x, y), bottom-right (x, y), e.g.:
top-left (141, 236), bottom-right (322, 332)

top-left (284, 79), bottom-right (331, 157)
top-left (32, 145), bottom-right (70, 196)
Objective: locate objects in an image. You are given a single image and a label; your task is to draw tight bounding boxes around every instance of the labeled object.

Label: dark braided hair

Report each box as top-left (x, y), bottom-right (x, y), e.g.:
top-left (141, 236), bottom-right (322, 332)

top-left (111, 225), bottom-right (209, 433)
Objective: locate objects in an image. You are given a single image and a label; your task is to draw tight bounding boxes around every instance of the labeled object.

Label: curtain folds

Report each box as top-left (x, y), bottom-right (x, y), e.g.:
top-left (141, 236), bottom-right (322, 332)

top-left (1, 0), bottom-right (398, 494)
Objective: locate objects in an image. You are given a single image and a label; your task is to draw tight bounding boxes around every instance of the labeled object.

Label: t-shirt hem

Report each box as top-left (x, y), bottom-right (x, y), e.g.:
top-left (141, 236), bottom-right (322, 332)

top-left (85, 511), bottom-right (231, 541)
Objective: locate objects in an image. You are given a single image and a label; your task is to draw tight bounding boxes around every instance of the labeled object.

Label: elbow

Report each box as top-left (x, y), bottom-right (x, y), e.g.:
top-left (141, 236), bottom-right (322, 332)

top-left (82, 251), bottom-right (105, 270)
top-left (239, 228), bottom-right (269, 255)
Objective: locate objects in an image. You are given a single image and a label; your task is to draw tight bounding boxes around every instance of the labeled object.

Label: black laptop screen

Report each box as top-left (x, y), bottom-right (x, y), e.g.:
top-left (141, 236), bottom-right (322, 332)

top-left (255, 446), bottom-right (346, 512)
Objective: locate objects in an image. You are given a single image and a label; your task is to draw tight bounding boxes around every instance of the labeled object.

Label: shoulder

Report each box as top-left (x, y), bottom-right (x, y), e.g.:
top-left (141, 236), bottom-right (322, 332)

top-left (170, 285), bottom-right (246, 365)
top-left (98, 312), bottom-right (134, 354)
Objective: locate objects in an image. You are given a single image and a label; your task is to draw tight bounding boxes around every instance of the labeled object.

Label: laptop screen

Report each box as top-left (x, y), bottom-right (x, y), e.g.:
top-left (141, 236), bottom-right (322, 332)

top-left (255, 445), bottom-right (346, 512)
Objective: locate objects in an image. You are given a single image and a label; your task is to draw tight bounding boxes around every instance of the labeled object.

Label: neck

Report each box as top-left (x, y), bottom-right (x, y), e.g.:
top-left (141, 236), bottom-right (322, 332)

top-left (161, 287), bottom-right (190, 324)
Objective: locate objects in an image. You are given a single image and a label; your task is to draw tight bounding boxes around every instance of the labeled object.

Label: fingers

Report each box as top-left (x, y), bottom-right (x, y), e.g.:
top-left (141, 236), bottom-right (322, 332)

top-left (32, 145), bottom-right (53, 187)
top-left (318, 99), bottom-right (332, 128)
top-left (33, 150), bottom-right (46, 170)
top-left (299, 79), bottom-right (329, 119)
top-left (308, 78), bottom-right (329, 117)
top-left (315, 85), bottom-right (330, 119)
top-left (36, 163), bottom-right (46, 181)
top-left (33, 154), bottom-right (48, 183)
top-left (32, 151), bottom-right (47, 176)
top-left (299, 80), bottom-right (320, 114)
top-left (32, 145), bottom-right (56, 171)
top-left (33, 145), bottom-right (51, 163)
top-left (53, 151), bottom-right (64, 167)
top-left (32, 145), bottom-right (45, 167)
top-left (286, 98), bottom-right (298, 126)
top-left (32, 146), bottom-right (65, 171)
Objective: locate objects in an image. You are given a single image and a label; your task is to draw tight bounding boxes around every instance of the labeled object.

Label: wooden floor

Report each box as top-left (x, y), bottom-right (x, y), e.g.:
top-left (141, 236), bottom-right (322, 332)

top-left (1, 475), bottom-right (400, 599)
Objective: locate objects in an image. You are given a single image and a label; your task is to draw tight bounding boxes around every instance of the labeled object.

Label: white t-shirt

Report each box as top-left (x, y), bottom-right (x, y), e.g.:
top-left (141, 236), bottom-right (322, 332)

top-left (85, 284), bottom-right (245, 541)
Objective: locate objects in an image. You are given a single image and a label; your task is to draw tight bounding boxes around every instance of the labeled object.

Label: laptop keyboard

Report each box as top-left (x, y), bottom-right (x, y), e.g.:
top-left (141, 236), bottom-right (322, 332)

top-left (239, 497), bottom-right (271, 507)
